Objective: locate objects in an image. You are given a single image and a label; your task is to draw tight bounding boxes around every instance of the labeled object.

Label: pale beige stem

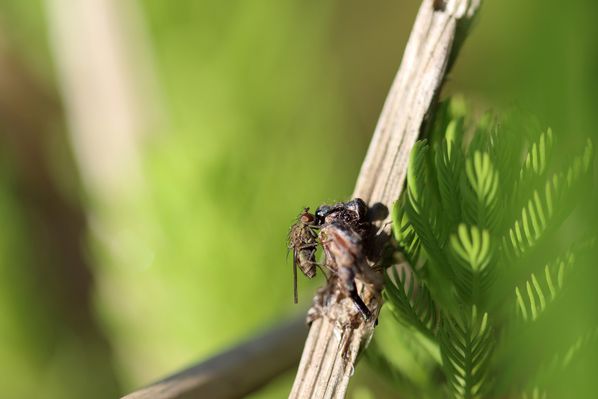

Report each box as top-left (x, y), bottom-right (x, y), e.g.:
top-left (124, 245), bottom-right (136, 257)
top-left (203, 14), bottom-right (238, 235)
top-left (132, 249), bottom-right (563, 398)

top-left (289, 1), bottom-right (480, 398)
top-left (43, 0), bottom-right (164, 202)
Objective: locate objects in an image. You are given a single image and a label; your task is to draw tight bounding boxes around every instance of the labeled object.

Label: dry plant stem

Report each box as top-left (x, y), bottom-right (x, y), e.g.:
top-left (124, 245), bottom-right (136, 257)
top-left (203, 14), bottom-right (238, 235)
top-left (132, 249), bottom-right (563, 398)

top-left (289, 1), bottom-right (480, 398)
top-left (122, 318), bottom-right (307, 399)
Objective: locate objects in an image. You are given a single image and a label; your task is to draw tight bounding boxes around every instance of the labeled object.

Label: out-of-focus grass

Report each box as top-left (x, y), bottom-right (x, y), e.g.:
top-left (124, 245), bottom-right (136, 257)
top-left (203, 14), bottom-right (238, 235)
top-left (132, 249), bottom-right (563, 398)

top-left (94, 0), bottom-right (365, 387)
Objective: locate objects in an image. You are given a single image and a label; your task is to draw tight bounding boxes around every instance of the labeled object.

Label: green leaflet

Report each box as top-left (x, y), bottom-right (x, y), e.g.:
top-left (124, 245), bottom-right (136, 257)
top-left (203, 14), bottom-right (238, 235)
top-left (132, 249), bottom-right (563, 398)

top-left (378, 97), bottom-right (595, 398)
top-left (501, 139), bottom-right (593, 260)
top-left (450, 225), bottom-right (491, 272)
top-left (501, 176), bottom-right (559, 259)
top-left (406, 140), bottom-right (429, 213)
top-left (440, 306), bottom-right (494, 399)
top-left (404, 140), bottom-right (451, 279)
top-left (392, 198), bottom-right (421, 264)
top-left (435, 133), bottom-right (464, 234)
top-left (515, 253), bottom-right (573, 322)
top-left (520, 129), bottom-right (553, 180)
top-left (384, 263), bottom-right (440, 339)
top-left (463, 152), bottom-right (500, 230)
top-left (450, 225), bottom-right (493, 304)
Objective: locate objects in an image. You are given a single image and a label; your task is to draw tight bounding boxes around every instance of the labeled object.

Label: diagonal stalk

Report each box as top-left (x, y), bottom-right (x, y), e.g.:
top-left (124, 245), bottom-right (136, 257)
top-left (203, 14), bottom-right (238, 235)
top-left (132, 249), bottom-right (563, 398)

top-left (290, 1), bottom-right (481, 398)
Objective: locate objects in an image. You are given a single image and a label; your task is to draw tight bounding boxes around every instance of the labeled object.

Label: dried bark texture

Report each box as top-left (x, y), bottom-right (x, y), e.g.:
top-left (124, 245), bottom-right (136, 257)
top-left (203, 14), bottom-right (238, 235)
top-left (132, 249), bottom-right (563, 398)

top-left (289, 1), bottom-right (480, 398)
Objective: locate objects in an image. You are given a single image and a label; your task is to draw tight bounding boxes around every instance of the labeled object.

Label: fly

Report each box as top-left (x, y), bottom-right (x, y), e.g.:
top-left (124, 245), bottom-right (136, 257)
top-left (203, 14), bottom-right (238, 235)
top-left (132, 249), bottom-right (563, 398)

top-left (289, 198), bottom-right (377, 321)
top-left (288, 208), bottom-right (320, 303)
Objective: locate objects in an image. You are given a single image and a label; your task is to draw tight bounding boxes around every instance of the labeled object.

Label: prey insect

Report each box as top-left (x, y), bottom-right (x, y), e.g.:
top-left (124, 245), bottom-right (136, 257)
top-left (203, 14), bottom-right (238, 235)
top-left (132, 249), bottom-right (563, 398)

top-left (288, 208), bottom-right (320, 303)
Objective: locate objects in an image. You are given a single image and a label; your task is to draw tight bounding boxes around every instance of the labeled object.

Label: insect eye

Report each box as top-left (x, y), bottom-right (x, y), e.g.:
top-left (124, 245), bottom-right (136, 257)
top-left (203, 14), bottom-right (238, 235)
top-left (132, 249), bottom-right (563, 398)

top-left (301, 213), bottom-right (315, 224)
top-left (316, 205), bottom-right (331, 219)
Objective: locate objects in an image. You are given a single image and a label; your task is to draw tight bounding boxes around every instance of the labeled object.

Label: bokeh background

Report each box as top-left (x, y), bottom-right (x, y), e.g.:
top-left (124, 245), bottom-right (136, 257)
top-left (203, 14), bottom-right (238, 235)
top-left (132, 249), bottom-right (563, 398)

top-left (0, 0), bottom-right (597, 398)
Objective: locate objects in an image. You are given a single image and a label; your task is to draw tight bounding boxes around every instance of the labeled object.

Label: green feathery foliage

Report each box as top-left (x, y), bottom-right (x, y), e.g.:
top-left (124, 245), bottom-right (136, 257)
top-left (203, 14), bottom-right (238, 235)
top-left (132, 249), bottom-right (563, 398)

top-left (440, 306), bottom-right (494, 399)
top-left (384, 263), bottom-right (440, 340)
top-left (374, 97), bottom-right (595, 399)
top-left (514, 251), bottom-right (573, 322)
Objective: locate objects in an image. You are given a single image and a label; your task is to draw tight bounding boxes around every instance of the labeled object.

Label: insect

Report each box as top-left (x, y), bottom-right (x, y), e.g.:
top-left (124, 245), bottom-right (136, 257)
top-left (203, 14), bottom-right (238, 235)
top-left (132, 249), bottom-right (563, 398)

top-left (315, 198), bottom-right (368, 233)
top-left (319, 209), bottom-right (372, 320)
top-left (316, 198), bottom-right (373, 320)
top-left (288, 208), bottom-right (320, 303)
top-left (289, 198), bottom-right (376, 320)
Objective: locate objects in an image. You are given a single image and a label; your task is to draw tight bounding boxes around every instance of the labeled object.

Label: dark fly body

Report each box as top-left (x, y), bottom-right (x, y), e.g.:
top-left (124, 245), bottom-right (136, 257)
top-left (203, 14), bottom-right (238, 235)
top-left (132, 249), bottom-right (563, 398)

top-left (288, 208), bottom-right (320, 304)
top-left (316, 198), bottom-right (369, 238)
top-left (289, 198), bottom-right (375, 320)
top-left (315, 198), bottom-right (367, 226)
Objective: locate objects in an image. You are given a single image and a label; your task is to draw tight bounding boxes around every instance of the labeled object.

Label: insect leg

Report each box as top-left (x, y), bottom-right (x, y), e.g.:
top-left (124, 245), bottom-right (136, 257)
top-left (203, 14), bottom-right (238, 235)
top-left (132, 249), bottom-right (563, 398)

top-left (350, 288), bottom-right (371, 320)
top-left (293, 252), bottom-right (298, 304)
top-left (340, 267), bottom-right (371, 320)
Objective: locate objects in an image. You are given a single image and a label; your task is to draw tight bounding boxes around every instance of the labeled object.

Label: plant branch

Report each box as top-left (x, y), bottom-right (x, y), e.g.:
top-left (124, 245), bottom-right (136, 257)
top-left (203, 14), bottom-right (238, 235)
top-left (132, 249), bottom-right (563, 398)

top-left (290, 1), bottom-right (480, 398)
top-left (122, 318), bottom-right (307, 399)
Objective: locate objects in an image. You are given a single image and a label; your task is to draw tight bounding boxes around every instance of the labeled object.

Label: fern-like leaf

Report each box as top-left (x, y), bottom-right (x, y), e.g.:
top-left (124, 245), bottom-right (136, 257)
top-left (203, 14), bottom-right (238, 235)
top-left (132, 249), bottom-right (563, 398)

top-left (384, 263), bottom-right (440, 339)
top-left (436, 128), bottom-right (465, 233)
top-left (450, 224), bottom-right (493, 304)
top-left (406, 140), bottom-right (430, 214)
top-left (520, 129), bottom-right (554, 180)
top-left (392, 198), bottom-right (421, 264)
top-left (515, 252), bottom-right (573, 322)
top-left (502, 140), bottom-right (592, 260)
top-left (501, 175), bottom-right (560, 259)
top-left (381, 99), bottom-right (594, 399)
top-left (441, 306), bottom-right (494, 399)
top-left (487, 118), bottom-right (524, 211)
top-left (405, 141), bottom-right (449, 273)
top-left (565, 138), bottom-right (593, 187)
top-left (511, 129), bottom-right (555, 222)
top-left (462, 151), bottom-right (500, 230)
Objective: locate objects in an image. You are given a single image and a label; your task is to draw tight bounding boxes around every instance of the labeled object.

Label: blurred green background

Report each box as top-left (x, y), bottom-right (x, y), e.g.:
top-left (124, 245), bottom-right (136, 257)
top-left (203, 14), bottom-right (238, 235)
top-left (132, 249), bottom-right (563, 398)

top-left (0, 1), bottom-right (596, 398)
